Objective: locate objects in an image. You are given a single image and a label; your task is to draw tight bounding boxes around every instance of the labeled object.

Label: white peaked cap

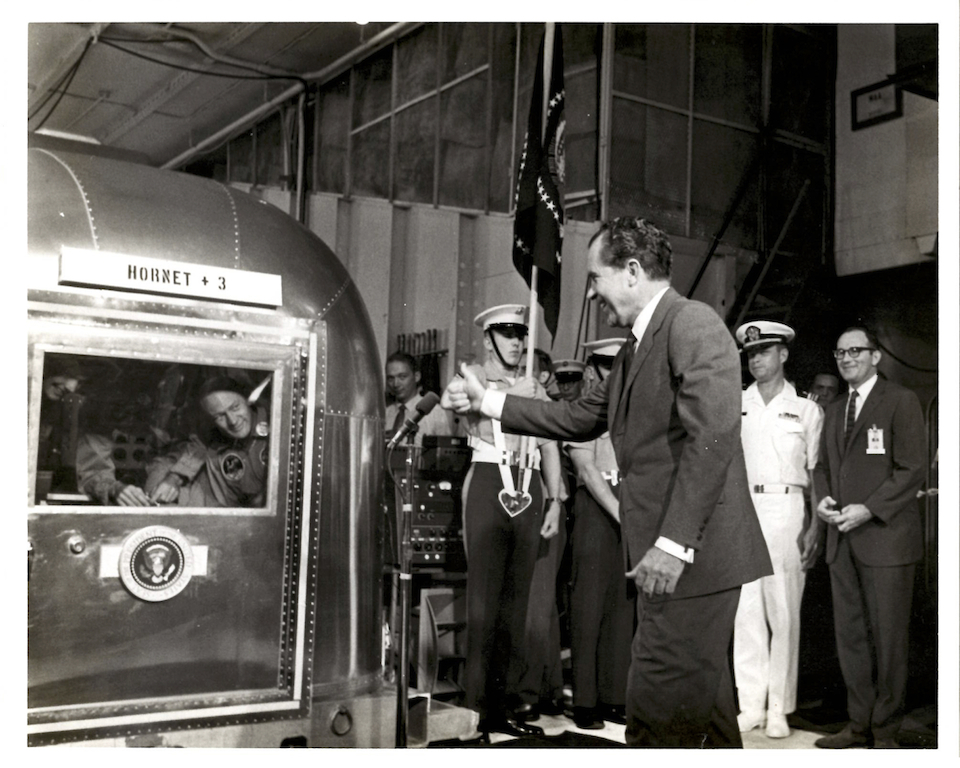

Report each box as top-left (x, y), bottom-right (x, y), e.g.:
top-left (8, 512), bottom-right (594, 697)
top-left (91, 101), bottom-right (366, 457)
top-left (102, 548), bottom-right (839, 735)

top-left (474, 303), bottom-right (529, 330)
top-left (582, 337), bottom-right (628, 358)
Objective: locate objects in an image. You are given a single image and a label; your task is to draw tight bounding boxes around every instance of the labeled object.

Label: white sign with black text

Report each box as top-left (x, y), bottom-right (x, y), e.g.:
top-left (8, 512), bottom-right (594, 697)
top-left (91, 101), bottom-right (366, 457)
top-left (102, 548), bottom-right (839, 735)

top-left (58, 246), bottom-right (283, 307)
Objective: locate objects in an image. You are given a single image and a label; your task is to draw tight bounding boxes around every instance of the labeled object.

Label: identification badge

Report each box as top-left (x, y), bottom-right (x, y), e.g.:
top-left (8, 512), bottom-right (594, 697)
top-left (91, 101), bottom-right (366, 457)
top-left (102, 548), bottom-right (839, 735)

top-left (867, 425), bottom-right (885, 454)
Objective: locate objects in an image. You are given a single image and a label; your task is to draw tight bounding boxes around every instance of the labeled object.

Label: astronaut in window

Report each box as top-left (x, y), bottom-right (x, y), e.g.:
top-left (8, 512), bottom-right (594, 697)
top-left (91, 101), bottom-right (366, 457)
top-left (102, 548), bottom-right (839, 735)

top-left (145, 376), bottom-right (269, 507)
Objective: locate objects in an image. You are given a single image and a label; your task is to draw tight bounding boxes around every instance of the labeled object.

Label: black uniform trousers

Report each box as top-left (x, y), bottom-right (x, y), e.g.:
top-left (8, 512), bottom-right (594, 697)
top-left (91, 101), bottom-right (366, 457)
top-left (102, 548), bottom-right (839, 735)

top-left (625, 585), bottom-right (742, 747)
top-left (518, 520), bottom-right (566, 706)
top-left (829, 535), bottom-right (916, 740)
top-left (569, 484), bottom-right (634, 709)
top-left (462, 463), bottom-right (544, 720)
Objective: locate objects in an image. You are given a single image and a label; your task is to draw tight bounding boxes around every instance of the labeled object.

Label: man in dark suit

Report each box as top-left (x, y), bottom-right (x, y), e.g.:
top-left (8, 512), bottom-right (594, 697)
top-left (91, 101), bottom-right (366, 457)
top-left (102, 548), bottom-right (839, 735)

top-left (812, 326), bottom-right (926, 749)
top-left (442, 217), bottom-right (772, 747)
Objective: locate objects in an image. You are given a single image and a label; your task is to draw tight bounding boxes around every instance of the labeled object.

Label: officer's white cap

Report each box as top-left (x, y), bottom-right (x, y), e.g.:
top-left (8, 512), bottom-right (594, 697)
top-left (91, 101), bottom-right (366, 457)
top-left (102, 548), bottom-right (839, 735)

top-left (553, 359), bottom-right (586, 378)
top-left (735, 320), bottom-right (795, 351)
top-left (474, 304), bottom-right (529, 330)
top-left (582, 337), bottom-right (627, 359)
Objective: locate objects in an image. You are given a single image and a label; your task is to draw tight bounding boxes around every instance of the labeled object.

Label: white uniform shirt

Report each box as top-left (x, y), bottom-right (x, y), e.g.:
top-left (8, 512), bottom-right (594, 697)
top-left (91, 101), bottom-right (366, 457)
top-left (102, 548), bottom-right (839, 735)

top-left (741, 380), bottom-right (823, 488)
top-left (566, 431), bottom-right (618, 482)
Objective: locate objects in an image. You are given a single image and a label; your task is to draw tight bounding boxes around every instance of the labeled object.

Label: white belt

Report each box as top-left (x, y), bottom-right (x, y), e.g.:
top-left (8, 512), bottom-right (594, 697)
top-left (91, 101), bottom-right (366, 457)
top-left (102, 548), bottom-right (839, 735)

top-left (602, 470), bottom-right (620, 486)
top-left (470, 440), bottom-right (541, 471)
top-left (752, 484), bottom-right (803, 494)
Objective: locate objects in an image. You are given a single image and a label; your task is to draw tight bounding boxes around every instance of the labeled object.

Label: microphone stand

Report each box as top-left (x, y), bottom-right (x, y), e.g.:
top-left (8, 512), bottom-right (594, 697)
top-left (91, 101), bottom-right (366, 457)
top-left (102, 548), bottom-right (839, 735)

top-left (388, 428), bottom-right (419, 748)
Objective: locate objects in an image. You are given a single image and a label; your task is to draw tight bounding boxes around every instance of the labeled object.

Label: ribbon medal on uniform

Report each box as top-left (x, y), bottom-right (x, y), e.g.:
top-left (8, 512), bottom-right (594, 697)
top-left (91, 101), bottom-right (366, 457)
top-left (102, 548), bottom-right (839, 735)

top-left (866, 425), bottom-right (885, 455)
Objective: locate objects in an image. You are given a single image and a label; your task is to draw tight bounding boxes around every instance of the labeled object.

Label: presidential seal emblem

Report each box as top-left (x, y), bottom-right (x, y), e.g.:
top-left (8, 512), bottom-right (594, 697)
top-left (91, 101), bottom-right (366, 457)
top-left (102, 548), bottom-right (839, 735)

top-left (118, 526), bottom-right (194, 602)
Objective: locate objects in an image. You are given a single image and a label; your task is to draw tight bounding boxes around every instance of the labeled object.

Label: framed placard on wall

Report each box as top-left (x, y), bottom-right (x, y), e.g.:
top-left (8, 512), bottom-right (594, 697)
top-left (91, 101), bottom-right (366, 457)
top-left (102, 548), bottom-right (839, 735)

top-left (851, 80), bottom-right (903, 131)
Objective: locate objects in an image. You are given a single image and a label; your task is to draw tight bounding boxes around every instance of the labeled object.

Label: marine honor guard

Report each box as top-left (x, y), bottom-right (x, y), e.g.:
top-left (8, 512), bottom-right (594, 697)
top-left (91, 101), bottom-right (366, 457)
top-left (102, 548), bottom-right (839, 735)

top-left (565, 338), bottom-right (635, 729)
top-left (552, 359), bottom-right (586, 402)
top-left (457, 304), bottom-right (564, 739)
top-left (733, 321), bottom-right (823, 738)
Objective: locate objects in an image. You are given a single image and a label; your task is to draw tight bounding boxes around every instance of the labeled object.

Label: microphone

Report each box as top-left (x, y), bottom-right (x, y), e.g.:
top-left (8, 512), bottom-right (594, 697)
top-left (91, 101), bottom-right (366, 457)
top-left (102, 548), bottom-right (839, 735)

top-left (386, 392), bottom-right (441, 450)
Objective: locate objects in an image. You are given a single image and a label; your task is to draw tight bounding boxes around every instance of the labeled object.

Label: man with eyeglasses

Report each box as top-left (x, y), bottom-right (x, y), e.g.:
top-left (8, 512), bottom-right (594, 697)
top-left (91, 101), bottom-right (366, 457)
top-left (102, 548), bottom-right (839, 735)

top-left (812, 326), bottom-right (925, 749)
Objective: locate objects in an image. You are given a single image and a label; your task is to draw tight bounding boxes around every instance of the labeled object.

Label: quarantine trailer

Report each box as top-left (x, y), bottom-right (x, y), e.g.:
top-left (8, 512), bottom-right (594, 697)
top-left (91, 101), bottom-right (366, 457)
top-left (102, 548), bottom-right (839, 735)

top-left (27, 146), bottom-right (393, 747)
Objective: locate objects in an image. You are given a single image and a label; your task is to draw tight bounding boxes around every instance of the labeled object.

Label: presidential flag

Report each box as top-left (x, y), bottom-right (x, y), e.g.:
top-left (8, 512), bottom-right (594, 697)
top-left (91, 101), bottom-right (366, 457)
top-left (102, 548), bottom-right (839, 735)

top-left (512, 27), bottom-right (565, 339)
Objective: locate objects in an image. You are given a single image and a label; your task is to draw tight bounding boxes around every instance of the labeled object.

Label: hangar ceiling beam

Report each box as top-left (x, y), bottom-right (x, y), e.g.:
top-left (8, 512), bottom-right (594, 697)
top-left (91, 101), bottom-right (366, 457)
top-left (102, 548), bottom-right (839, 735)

top-left (100, 22), bottom-right (268, 145)
top-left (28, 23), bottom-right (109, 117)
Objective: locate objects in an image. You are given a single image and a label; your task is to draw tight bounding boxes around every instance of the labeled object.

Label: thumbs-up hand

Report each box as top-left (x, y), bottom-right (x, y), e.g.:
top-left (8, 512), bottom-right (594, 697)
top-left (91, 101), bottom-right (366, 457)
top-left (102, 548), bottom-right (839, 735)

top-left (441, 362), bottom-right (486, 414)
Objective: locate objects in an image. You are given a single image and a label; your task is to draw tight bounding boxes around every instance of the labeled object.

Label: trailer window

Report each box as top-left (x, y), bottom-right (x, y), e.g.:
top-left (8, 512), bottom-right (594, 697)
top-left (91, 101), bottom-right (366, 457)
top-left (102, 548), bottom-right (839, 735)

top-left (35, 353), bottom-right (273, 509)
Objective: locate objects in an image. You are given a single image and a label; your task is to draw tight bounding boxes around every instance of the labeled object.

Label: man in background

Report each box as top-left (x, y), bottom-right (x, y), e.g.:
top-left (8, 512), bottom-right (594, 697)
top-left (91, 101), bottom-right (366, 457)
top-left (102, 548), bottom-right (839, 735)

top-left (733, 320), bottom-right (823, 739)
top-left (813, 327), bottom-right (925, 749)
top-left (565, 338), bottom-right (634, 730)
top-left (809, 372), bottom-right (840, 405)
top-left (384, 351), bottom-right (456, 447)
top-left (552, 359), bottom-right (586, 402)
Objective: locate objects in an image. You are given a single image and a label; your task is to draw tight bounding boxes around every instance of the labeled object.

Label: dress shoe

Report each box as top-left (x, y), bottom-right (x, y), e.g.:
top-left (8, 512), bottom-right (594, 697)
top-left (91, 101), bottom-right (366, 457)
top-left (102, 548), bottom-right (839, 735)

top-left (571, 706), bottom-right (605, 730)
top-left (538, 697), bottom-right (566, 716)
top-left (511, 701), bottom-right (540, 722)
top-left (737, 710), bottom-right (765, 733)
top-left (599, 704), bottom-right (627, 725)
top-left (482, 715), bottom-right (545, 738)
top-left (764, 713), bottom-right (790, 739)
top-left (814, 725), bottom-right (870, 749)
top-left (872, 737), bottom-right (900, 749)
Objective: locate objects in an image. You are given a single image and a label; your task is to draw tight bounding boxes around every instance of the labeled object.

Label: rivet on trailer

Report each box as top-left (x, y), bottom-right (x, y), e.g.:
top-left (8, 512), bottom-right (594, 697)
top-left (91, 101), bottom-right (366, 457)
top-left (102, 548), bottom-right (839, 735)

top-left (27, 146), bottom-right (391, 747)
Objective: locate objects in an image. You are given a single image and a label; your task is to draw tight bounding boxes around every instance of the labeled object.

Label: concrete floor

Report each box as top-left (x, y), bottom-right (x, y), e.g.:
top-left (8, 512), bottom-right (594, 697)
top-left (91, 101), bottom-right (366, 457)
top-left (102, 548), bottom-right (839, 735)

top-left (479, 713), bottom-right (827, 748)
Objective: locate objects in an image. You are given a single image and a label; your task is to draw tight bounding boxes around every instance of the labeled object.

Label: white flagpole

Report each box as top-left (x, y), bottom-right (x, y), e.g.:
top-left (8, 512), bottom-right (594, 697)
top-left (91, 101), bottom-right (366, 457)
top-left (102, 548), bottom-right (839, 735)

top-left (520, 22), bottom-right (554, 476)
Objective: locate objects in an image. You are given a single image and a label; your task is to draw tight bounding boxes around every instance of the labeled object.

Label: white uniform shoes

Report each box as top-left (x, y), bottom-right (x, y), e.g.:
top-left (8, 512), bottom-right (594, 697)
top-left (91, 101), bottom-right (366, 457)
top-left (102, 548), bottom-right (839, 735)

top-left (765, 713), bottom-right (791, 738)
top-left (738, 710), bottom-right (791, 739)
top-left (737, 711), bottom-right (765, 732)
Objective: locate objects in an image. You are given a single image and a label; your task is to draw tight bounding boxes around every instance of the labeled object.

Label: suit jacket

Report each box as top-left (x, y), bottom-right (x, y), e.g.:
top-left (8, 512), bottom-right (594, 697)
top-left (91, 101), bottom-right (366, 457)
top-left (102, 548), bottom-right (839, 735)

top-left (500, 288), bottom-right (772, 600)
top-left (812, 377), bottom-right (926, 566)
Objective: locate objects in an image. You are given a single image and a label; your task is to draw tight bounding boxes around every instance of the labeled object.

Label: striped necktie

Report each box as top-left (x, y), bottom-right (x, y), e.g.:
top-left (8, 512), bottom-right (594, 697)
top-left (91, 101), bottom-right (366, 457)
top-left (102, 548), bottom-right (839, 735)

top-left (844, 389), bottom-right (858, 443)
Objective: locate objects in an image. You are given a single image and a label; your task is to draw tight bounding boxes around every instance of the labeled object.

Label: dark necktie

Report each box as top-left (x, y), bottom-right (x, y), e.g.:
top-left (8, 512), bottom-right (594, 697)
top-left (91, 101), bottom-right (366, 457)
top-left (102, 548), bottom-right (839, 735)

top-left (844, 389), bottom-right (858, 443)
top-left (391, 403), bottom-right (406, 438)
top-left (621, 333), bottom-right (637, 379)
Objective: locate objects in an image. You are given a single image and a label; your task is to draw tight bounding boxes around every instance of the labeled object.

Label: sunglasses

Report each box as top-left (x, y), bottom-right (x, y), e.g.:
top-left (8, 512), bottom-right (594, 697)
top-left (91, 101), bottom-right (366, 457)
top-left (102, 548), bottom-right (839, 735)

top-left (832, 347), bottom-right (876, 361)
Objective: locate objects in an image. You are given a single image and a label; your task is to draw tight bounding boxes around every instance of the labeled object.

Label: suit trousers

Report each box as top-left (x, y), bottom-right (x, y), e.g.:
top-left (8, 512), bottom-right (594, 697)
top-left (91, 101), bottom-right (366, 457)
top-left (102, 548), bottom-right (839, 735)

top-left (461, 463), bottom-right (543, 719)
top-left (733, 492), bottom-right (806, 717)
top-left (625, 586), bottom-right (742, 747)
top-left (570, 486), bottom-right (634, 708)
top-left (519, 520), bottom-right (566, 705)
top-left (829, 535), bottom-right (916, 739)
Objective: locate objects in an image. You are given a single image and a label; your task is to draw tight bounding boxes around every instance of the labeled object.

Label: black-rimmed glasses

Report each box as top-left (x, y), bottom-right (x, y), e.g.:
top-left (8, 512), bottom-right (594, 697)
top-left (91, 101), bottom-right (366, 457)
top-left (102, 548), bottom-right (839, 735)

top-left (832, 347), bottom-right (876, 360)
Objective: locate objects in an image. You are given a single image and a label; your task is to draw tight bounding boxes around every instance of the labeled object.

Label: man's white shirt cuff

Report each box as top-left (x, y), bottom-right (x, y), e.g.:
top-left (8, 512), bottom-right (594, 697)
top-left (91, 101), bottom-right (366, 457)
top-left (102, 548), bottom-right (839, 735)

top-left (655, 536), bottom-right (695, 563)
top-left (480, 388), bottom-right (506, 419)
